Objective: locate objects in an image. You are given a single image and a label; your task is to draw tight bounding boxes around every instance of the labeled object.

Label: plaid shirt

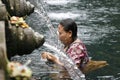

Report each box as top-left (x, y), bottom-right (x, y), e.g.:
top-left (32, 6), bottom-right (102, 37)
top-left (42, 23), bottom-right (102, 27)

top-left (66, 39), bottom-right (89, 67)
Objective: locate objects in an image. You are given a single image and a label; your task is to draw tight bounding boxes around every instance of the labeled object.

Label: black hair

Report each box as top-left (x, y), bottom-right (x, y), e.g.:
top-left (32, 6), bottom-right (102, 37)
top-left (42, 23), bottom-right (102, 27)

top-left (59, 18), bottom-right (77, 40)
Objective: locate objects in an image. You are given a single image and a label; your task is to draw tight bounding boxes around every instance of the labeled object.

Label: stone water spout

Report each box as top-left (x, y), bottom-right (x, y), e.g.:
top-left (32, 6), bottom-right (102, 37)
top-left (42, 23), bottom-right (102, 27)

top-left (1, 0), bottom-right (34, 17)
top-left (0, 0), bottom-right (45, 59)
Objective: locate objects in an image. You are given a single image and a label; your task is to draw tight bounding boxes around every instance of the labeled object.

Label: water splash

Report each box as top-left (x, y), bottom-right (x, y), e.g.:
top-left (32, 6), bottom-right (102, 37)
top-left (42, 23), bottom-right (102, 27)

top-left (48, 12), bottom-right (80, 20)
top-left (43, 0), bottom-right (78, 5)
top-left (43, 42), bottom-right (86, 80)
top-left (44, 0), bottom-right (70, 5)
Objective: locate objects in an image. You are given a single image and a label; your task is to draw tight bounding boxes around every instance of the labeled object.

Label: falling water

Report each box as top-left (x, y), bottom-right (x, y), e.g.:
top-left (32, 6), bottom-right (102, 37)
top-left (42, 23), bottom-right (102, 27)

top-left (30, 0), bottom-right (86, 80)
top-left (43, 43), bottom-right (86, 80)
top-left (30, 0), bottom-right (61, 49)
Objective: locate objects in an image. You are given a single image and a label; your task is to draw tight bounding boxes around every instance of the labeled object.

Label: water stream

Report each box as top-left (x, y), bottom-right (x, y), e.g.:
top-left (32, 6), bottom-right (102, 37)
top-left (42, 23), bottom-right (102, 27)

top-left (43, 42), bottom-right (86, 80)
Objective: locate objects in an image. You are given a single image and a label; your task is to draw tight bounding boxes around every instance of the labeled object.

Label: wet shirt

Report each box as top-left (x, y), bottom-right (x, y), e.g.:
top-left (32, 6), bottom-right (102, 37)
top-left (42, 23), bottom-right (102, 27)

top-left (66, 39), bottom-right (89, 67)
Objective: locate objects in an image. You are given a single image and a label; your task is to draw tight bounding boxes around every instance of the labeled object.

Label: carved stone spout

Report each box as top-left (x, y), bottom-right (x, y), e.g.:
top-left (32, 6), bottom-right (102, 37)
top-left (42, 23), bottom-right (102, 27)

top-left (1, 0), bottom-right (34, 17)
top-left (0, 0), bottom-right (45, 59)
top-left (6, 21), bottom-right (45, 59)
